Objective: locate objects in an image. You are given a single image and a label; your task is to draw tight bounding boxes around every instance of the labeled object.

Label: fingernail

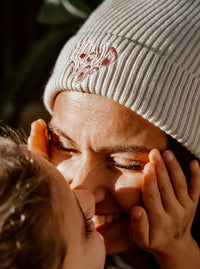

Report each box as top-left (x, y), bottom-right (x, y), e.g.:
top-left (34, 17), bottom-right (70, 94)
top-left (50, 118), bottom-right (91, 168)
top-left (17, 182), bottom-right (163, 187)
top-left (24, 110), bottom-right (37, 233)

top-left (30, 122), bottom-right (35, 131)
top-left (131, 208), bottom-right (143, 220)
top-left (192, 160), bottom-right (199, 169)
top-left (155, 149), bottom-right (162, 160)
top-left (149, 149), bottom-right (161, 162)
top-left (164, 150), bottom-right (174, 161)
top-left (143, 162), bottom-right (155, 174)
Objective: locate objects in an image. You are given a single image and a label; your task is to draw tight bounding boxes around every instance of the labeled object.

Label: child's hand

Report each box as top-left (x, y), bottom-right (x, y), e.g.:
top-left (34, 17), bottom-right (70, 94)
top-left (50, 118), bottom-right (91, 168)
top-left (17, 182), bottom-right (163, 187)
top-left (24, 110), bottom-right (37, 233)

top-left (130, 149), bottom-right (200, 269)
top-left (28, 119), bottom-right (49, 160)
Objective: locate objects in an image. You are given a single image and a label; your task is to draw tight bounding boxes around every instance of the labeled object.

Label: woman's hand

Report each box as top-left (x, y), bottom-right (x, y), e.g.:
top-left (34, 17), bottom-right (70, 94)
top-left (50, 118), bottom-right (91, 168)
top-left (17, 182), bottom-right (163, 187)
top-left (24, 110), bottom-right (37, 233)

top-left (28, 119), bottom-right (49, 160)
top-left (130, 149), bottom-right (200, 269)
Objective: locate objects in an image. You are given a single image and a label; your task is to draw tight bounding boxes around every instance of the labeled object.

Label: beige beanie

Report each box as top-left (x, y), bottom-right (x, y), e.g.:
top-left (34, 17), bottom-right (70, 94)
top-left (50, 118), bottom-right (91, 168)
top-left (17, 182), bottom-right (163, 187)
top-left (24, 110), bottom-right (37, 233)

top-left (44, 0), bottom-right (200, 159)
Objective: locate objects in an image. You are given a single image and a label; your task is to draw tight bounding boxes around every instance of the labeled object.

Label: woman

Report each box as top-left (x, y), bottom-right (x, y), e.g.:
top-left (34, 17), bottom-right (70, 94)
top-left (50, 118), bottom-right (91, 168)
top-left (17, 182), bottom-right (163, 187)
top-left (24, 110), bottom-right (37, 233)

top-left (29, 0), bottom-right (200, 268)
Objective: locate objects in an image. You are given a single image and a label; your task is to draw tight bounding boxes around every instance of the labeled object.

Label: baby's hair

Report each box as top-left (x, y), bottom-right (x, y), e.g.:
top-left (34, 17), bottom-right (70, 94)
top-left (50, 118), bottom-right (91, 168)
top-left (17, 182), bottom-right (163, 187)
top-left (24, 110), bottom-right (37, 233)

top-left (0, 122), bottom-right (66, 269)
top-left (0, 120), bottom-right (27, 145)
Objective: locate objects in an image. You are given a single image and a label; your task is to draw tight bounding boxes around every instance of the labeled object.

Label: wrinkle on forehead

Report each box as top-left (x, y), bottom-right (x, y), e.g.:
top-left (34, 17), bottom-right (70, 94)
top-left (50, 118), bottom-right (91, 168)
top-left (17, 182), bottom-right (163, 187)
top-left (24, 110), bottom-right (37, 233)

top-left (52, 91), bottom-right (168, 151)
top-left (67, 91), bottom-right (116, 113)
top-left (54, 91), bottom-right (137, 125)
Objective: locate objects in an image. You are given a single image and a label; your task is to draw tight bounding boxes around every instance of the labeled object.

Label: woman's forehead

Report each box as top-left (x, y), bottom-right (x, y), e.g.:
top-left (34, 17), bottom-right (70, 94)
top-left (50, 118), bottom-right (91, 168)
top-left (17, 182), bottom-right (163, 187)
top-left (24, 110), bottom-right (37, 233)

top-left (53, 91), bottom-right (150, 127)
top-left (52, 91), bottom-right (167, 150)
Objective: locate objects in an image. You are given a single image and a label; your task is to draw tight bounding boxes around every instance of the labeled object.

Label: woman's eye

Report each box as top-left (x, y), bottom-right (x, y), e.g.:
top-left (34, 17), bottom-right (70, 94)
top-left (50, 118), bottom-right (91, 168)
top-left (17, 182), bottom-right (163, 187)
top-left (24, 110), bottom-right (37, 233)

top-left (106, 157), bottom-right (145, 172)
top-left (83, 215), bottom-right (93, 238)
top-left (115, 163), bottom-right (144, 171)
top-left (51, 140), bottom-right (73, 152)
top-left (48, 130), bottom-right (71, 152)
top-left (49, 134), bottom-right (78, 154)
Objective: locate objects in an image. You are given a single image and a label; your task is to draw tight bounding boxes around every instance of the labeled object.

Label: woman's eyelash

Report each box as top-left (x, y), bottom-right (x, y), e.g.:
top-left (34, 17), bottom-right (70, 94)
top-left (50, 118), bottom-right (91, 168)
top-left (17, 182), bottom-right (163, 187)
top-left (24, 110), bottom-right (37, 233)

top-left (51, 140), bottom-right (67, 151)
top-left (115, 163), bottom-right (144, 171)
top-left (83, 215), bottom-right (93, 238)
top-left (49, 135), bottom-right (78, 153)
top-left (106, 157), bottom-right (144, 171)
top-left (48, 130), bottom-right (69, 151)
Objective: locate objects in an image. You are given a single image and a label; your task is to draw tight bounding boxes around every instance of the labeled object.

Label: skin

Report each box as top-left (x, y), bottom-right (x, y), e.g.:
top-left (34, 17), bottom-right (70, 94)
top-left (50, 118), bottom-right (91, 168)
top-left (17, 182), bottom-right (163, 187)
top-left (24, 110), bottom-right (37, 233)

top-left (36, 153), bottom-right (106, 269)
top-left (29, 91), bottom-right (200, 269)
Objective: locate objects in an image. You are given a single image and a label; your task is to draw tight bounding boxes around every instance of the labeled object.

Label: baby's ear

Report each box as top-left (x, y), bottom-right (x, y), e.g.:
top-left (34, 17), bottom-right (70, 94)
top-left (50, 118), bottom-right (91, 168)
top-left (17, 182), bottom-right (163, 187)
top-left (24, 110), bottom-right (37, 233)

top-left (28, 119), bottom-right (49, 160)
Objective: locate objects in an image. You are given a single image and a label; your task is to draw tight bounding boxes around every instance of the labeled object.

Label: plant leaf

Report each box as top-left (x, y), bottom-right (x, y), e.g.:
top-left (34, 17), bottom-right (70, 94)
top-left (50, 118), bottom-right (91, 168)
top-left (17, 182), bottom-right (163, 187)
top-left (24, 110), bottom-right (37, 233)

top-left (38, 0), bottom-right (74, 25)
top-left (60, 0), bottom-right (91, 18)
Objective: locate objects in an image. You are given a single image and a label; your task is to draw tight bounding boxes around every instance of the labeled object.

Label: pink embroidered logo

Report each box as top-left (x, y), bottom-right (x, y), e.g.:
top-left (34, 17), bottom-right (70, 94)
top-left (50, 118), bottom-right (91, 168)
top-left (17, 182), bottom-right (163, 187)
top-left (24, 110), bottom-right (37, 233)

top-left (70, 44), bottom-right (118, 82)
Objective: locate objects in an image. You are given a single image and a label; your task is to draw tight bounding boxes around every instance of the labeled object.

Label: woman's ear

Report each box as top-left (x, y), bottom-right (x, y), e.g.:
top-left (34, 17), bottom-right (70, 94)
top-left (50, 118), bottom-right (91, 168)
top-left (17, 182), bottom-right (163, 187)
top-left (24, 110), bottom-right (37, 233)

top-left (28, 119), bottom-right (49, 160)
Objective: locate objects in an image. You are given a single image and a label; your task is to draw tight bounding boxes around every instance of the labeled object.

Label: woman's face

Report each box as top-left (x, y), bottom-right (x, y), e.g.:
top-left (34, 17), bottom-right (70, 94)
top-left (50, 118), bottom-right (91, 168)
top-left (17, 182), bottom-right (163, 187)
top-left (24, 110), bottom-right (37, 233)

top-left (49, 91), bottom-right (168, 254)
top-left (39, 156), bottom-right (105, 269)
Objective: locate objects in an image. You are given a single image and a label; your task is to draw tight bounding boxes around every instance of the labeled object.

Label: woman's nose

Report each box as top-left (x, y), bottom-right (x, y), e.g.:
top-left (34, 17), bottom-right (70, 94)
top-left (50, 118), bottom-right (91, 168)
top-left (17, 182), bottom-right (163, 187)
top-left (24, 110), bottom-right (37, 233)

top-left (70, 159), bottom-right (107, 204)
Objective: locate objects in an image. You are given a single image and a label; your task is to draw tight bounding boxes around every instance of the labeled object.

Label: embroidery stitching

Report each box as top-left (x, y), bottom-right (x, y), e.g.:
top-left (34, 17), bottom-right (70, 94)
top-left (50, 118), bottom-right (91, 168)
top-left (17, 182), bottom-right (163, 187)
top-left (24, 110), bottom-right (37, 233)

top-left (70, 43), bottom-right (118, 82)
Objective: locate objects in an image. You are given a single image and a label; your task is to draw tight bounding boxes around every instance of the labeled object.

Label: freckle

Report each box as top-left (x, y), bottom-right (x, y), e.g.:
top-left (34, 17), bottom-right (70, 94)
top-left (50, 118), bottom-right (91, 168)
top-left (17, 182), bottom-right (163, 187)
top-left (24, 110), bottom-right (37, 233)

top-left (174, 233), bottom-right (180, 240)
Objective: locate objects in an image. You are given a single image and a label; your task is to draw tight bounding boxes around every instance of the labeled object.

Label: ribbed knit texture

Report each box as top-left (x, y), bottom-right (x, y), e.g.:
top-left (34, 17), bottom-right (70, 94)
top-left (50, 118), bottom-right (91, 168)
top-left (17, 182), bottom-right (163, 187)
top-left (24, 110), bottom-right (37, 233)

top-left (44, 0), bottom-right (200, 159)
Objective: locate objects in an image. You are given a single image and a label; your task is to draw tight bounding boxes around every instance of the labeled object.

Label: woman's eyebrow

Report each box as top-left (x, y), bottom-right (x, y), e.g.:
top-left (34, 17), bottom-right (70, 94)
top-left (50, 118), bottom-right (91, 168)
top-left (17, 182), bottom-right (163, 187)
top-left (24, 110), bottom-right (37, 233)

top-left (48, 123), bottom-right (150, 154)
top-left (99, 146), bottom-right (150, 154)
top-left (48, 122), bottom-right (78, 147)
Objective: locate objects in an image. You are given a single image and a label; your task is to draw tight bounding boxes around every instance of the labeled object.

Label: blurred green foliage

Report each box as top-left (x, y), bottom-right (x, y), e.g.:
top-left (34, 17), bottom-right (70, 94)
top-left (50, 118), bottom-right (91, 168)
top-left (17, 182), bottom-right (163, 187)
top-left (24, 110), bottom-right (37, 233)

top-left (1, 0), bottom-right (102, 127)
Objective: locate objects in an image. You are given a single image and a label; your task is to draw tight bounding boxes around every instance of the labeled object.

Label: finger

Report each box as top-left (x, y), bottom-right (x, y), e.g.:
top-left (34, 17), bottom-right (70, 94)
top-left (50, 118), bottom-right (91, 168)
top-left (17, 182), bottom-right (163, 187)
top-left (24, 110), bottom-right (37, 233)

top-left (130, 206), bottom-right (149, 248)
top-left (162, 150), bottom-right (188, 206)
top-left (142, 162), bottom-right (164, 219)
top-left (189, 160), bottom-right (200, 202)
top-left (149, 149), bottom-right (178, 211)
top-left (28, 119), bottom-right (49, 159)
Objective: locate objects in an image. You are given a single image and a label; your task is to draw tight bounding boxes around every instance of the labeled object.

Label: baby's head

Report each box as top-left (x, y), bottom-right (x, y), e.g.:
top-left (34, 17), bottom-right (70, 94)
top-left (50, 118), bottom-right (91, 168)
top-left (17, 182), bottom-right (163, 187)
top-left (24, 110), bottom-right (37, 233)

top-left (0, 123), bottom-right (105, 269)
top-left (0, 137), bottom-right (67, 269)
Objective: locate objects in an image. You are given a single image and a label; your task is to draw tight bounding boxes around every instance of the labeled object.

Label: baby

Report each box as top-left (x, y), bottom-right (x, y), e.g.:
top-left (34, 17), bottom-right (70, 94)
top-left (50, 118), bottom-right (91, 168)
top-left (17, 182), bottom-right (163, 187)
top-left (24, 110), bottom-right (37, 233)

top-left (0, 121), bottom-right (105, 269)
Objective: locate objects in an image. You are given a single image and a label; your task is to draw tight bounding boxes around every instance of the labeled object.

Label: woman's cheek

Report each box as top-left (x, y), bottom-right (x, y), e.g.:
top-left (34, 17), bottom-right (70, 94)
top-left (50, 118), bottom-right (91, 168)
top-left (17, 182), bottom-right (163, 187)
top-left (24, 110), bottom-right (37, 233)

top-left (49, 147), bottom-right (68, 167)
top-left (56, 160), bottom-right (75, 183)
top-left (114, 173), bottom-right (143, 212)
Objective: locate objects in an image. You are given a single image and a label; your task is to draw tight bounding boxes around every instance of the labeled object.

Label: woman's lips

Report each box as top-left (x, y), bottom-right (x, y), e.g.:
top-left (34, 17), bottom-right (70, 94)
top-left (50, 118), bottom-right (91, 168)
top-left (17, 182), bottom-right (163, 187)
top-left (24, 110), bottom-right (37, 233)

top-left (93, 212), bottom-right (129, 231)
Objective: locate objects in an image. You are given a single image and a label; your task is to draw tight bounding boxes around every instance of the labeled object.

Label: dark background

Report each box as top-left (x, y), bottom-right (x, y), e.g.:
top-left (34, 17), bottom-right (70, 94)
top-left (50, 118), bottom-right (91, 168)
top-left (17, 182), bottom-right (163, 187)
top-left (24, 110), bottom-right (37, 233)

top-left (1, 0), bottom-right (102, 134)
top-left (1, 0), bottom-right (50, 134)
